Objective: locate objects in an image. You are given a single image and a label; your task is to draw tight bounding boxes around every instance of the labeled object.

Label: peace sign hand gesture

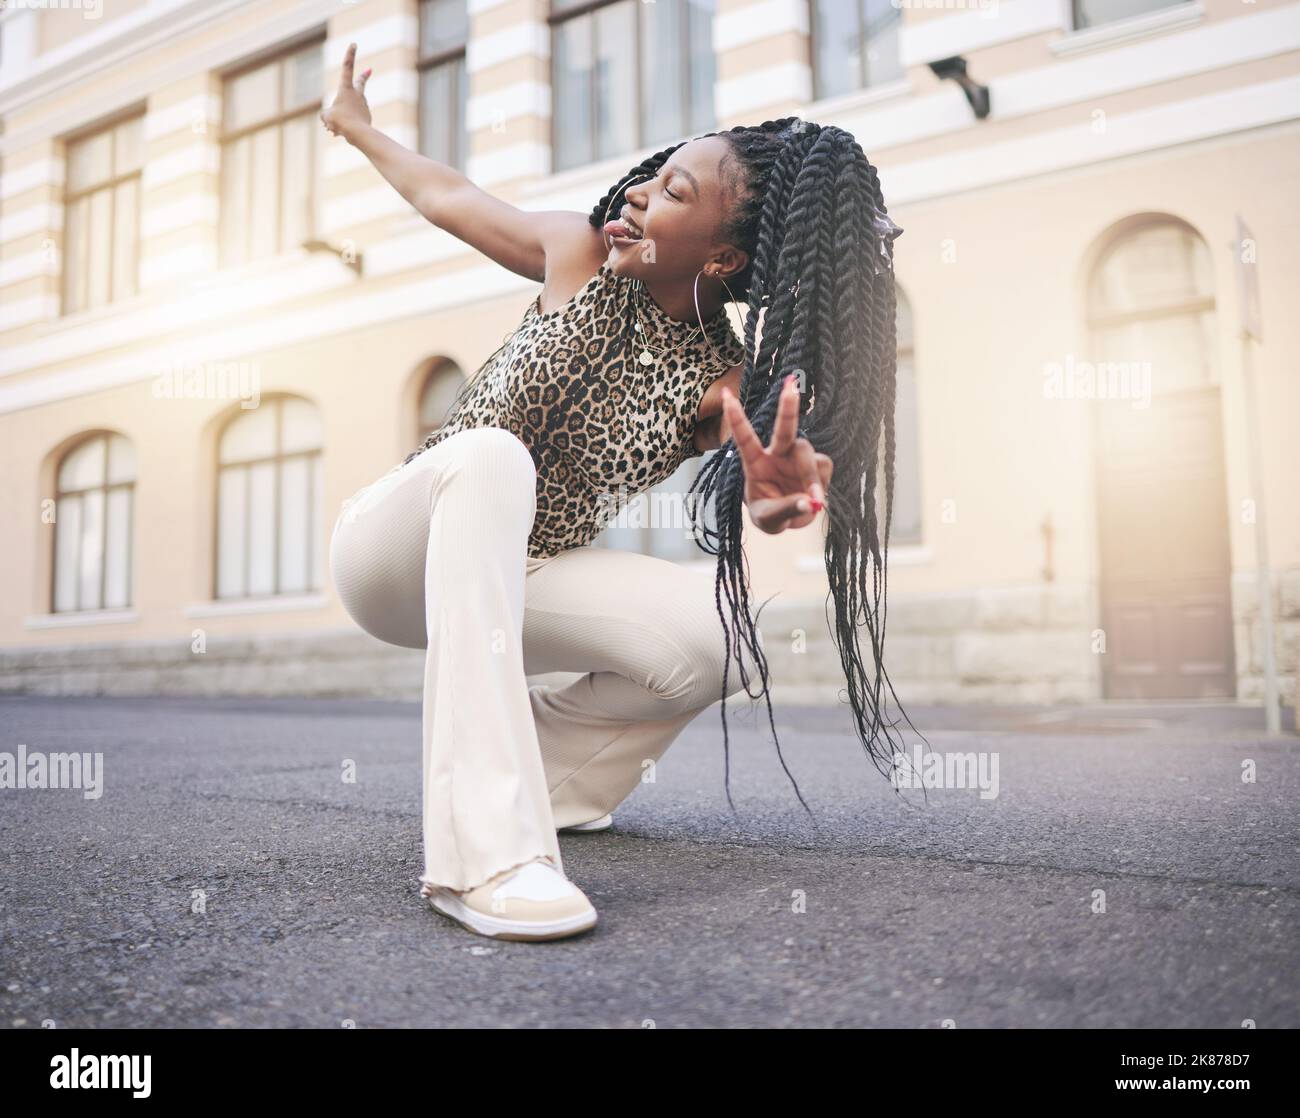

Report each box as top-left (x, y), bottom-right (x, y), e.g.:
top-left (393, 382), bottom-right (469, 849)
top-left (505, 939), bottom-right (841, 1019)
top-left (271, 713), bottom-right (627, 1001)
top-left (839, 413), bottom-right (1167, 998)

top-left (721, 373), bottom-right (832, 535)
top-left (320, 43), bottom-right (372, 139)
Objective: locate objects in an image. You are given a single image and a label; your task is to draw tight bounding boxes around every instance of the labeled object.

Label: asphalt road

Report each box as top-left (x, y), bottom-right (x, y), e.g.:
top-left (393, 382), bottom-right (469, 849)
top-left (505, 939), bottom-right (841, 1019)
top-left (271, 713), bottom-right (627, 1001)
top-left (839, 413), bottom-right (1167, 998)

top-left (1, 694), bottom-right (1295, 1028)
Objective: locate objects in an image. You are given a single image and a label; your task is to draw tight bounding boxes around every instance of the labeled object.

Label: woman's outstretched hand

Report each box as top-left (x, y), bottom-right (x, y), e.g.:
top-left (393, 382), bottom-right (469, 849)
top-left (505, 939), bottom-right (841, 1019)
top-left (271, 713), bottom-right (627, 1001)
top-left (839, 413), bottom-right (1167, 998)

top-left (721, 373), bottom-right (832, 534)
top-left (320, 43), bottom-right (372, 139)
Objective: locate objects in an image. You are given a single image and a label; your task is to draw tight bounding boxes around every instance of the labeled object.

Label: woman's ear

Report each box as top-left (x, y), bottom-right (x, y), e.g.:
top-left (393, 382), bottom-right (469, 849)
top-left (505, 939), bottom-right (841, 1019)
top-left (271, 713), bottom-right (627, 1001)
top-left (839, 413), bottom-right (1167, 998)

top-left (711, 248), bottom-right (748, 281)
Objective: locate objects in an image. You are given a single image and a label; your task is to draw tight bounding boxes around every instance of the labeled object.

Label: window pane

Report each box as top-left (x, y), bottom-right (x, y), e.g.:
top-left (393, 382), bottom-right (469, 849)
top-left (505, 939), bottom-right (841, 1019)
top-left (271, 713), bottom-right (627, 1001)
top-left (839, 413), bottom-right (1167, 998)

top-left (687, 0), bottom-right (717, 133)
top-left (220, 405), bottom-right (277, 464)
top-left (1074, 0), bottom-right (1183, 31)
top-left (59, 436), bottom-right (106, 491)
top-left (280, 114), bottom-right (315, 251)
top-left (107, 434), bottom-right (136, 484)
top-left (220, 134), bottom-right (251, 266)
top-left (641, 0), bottom-right (684, 146)
top-left (594, 3), bottom-right (637, 162)
top-left (282, 43), bottom-right (323, 112)
top-left (896, 290), bottom-right (914, 350)
top-left (247, 460), bottom-right (277, 595)
top-left (112, 178), bottom-right (138, 300)
top-left (814, 0), bottom-right (860, 101)
top-left (278, 456), bottom-right (310, 594)
top-left (420, 0), bottom-right (468, 55)
top-left (1094, 314), bottom-right (1215, 394)
top-left (87, 187), bottom-right (113, 309)
top-left (312, 455), bottom-right (325, 590)
top-left (419, 63), bottom-right (456, 164)
top-left (249, 126), bottom-right (280, 262)
top-left (419, 367), bottom-right (465, 431)
top-left (892, 350), bottom-right (921, 544)
top-left (114, 115), bottom-right (145, 175)
top-left (647, 461), bottom-right (700, 561)
top-left (67, 129), bottom-right (112, 193)
top-left (453, 56), bottom-right (468, 171)
top-left (104, 487), bottom-right (132, 609)
top-left (217, 467), bottom-right (247, 598)
top-left (79, 488), bottom-right (105, 611)
top-left (64, 196), bottom-right (88, 312)
top-left (54, 496), bottom-right (82, 612)
top-left (554, 16), bottom-right (594, 171)
top-left (280, 397), bottom-right (322, 454)
top-left (226, 61), bottom-right (279, 131)
top-left (1091, 224), bottom-right (1213, 315)
top-left (863, 0), bottom-right (903, 88)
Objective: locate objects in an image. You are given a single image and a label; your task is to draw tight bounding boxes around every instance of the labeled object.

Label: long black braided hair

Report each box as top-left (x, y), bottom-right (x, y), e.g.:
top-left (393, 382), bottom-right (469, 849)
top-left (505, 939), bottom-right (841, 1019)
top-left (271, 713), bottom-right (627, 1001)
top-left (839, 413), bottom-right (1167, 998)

top-left (587, 118), bottom-right (930, 812)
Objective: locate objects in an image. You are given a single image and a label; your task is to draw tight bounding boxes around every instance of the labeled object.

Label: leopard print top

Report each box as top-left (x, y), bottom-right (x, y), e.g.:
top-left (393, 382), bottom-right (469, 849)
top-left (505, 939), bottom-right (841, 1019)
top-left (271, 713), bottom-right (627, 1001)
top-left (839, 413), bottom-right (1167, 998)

top-left (401, 260), bottom-right (746, 559)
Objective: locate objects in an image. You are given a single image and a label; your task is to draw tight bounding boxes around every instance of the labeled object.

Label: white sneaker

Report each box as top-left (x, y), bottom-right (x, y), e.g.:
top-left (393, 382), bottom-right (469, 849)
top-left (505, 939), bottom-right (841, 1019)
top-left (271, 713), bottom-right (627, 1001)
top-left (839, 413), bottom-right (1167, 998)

top-left (559, 813), bottom-right (613, 833)
top-left (423, 858), bottom-right (597, 941)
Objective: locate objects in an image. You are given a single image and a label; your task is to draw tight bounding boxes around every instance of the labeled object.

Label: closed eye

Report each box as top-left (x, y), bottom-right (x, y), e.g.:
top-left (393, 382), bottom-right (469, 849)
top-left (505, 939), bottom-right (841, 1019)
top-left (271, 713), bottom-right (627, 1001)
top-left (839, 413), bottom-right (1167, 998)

top-left (656, 165), bottom-right (683, 201)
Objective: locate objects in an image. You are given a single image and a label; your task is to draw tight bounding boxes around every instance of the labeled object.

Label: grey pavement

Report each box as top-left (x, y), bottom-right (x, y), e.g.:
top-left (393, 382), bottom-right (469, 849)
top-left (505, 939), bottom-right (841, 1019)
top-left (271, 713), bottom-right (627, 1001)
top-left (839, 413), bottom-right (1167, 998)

top-left (0, 693), bottom-right (1295, 1028)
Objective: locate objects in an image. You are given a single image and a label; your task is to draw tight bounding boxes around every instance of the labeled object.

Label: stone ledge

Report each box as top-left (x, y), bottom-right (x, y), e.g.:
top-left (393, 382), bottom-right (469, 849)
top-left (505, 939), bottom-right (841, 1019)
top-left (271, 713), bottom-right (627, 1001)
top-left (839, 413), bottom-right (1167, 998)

top-left (2, 579), bottom-right (1292, 708)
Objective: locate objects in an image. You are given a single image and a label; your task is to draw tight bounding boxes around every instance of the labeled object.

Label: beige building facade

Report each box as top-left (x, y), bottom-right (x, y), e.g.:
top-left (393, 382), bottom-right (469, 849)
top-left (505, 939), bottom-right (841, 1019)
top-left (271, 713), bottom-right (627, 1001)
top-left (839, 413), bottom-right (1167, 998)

top-left (0, 0), bottom-right (1296, 717)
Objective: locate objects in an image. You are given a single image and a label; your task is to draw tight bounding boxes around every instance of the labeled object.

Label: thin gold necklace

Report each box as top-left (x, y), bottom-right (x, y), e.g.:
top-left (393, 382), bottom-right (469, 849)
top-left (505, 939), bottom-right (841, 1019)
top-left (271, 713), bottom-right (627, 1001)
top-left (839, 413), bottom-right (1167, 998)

top-left (626, 278), bottom-right (708, 368)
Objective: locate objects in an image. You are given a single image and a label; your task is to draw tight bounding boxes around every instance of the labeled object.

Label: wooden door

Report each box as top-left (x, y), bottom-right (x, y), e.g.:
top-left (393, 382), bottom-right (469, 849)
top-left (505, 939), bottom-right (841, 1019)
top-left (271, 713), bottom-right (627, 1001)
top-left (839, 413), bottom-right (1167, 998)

top-left (1094, 385), bottom-right (1236, 698)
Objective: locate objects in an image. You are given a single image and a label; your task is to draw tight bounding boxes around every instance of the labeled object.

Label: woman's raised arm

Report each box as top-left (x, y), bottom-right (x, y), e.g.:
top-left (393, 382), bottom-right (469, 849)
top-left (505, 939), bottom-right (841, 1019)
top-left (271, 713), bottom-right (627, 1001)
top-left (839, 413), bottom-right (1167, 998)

top-left (321, 43), bottom-right (580, 284)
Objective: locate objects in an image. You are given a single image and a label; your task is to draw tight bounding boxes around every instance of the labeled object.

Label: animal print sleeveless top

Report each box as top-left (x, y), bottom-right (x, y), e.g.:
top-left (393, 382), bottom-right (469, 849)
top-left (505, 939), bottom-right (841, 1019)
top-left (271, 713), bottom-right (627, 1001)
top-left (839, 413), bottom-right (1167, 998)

top-left (401, 260), bottom-right (746, 559)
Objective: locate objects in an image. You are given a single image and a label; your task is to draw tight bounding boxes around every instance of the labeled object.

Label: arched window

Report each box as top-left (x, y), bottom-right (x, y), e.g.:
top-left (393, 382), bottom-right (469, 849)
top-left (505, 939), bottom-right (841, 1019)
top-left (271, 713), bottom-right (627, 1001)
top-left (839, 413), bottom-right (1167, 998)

top-left (216, 396), bottom-right (323, 599)
top-left (53, 433), bottom-right (136, 612)
top-left (416, 358), bottom-right (466, 444)
top-left (1086, 218), bottom-right (1216, 390)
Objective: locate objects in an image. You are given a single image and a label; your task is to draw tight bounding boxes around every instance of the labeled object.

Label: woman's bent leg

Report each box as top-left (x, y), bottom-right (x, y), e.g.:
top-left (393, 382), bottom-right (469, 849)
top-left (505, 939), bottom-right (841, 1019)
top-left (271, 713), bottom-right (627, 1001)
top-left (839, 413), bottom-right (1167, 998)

top-left (520, 546), bottom-right (755, 828)
top-left (328, 428), bottom-right (564, 892)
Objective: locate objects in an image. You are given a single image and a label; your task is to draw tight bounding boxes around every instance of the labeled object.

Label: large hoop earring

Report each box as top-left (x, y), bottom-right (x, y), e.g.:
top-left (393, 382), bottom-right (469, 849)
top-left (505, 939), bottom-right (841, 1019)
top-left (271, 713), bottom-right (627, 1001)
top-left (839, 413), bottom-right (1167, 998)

top-left (693, 268), bottom-right (740, 366)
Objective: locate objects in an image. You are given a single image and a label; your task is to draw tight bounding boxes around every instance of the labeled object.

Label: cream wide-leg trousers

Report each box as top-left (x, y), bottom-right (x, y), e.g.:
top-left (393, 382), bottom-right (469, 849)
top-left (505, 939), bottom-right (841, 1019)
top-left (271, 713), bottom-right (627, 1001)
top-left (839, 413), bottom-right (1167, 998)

top-left (328, 426), bottom-right (751, 893)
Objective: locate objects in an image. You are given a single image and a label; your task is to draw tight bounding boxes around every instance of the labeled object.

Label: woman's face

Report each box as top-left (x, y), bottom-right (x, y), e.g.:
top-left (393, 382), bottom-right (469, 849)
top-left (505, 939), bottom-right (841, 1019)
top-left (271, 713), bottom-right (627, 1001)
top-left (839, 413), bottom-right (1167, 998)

top-left (605, 135), bottom-right (749, 285)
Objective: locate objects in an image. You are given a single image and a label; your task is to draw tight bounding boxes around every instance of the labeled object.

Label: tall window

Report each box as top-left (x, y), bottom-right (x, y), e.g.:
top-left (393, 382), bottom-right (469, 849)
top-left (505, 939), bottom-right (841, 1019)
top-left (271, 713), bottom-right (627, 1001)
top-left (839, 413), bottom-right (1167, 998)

top-left (811, 0), bottom-right (903, 102)
top-left (416, 358), bottom-right (467, 444)
top-left (220, 40), bottom-right (323, 267)
top-left (418, 0), bottom-right (469, 170)
top-left (216, 397), bottom-right (324, 599)
top-left (1087, 219), bottom-right (1216, 392)
top-left (552, 0), bottom-right (718, 173)
top-left (62, 114), bottom-right (144, 314)
top-left (888, 290), bottom-right (921, 545)
top-left (52, 433), bottom-right (135, 612)
top-left (1072, 0), bottom-right (1188, 31)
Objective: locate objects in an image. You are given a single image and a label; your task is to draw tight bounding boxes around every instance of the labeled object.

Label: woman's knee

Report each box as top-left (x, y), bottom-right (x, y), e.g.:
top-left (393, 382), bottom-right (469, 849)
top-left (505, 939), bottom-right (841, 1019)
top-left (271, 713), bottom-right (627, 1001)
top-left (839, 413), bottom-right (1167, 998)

top-left (439, 427), bottom-right (536, 491)
top-left (647, 607), bottom-right (755, 713)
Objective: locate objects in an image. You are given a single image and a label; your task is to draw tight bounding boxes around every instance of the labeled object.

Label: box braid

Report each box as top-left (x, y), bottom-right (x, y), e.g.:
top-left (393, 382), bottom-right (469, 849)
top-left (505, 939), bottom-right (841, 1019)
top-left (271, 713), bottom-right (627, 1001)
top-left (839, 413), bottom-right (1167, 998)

top-left (588, 118), bottom-right (930, 813)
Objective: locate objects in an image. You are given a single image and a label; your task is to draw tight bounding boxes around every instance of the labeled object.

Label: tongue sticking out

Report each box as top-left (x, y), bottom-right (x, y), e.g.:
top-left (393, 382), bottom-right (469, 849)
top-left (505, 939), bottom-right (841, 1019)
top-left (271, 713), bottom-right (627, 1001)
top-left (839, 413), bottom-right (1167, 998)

top-left (603, 219), bottom-right (640, 241)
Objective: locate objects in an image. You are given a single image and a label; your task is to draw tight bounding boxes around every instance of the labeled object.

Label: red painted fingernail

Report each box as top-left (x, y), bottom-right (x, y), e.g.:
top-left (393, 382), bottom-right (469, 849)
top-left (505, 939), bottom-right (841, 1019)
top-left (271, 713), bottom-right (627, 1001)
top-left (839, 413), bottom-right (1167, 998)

top-left (809, 499), bottom-right (824, 512)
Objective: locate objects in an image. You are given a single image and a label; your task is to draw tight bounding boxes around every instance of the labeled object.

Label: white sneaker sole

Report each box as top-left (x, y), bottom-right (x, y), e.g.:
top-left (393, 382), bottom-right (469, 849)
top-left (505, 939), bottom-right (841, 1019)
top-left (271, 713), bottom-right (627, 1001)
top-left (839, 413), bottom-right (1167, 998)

top-left (426, 888), bottom-right (598, 942)
top-left (559, 814), bottom-right (613, 833)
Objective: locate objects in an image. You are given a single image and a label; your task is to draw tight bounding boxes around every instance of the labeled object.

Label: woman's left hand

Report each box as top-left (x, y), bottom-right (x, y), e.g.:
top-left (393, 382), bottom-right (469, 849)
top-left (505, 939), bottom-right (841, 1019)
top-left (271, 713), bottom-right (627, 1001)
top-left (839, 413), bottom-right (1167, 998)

top-left (721, 373), bottom-right (832, 534)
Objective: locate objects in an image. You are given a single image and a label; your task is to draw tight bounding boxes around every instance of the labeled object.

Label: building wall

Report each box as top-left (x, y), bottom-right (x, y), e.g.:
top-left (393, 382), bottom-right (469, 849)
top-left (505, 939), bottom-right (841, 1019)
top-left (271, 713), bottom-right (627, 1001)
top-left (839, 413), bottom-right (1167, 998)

top-left (1, 0), bottom-right (1297, 711)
